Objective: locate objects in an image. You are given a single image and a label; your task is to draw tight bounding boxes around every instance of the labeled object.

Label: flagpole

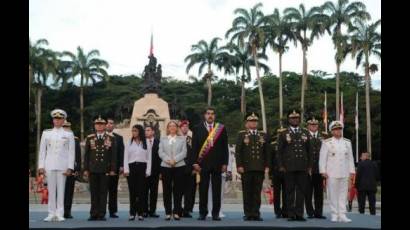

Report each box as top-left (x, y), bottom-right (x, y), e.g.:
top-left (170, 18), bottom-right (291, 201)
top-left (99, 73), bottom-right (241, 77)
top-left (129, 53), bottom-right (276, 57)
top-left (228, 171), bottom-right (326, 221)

top-left (324, 91), bottom-right (328, 133)
top-left (340, 91), bottom-right (344, 137)
top-left (355, 91), bottom-right (359, 163)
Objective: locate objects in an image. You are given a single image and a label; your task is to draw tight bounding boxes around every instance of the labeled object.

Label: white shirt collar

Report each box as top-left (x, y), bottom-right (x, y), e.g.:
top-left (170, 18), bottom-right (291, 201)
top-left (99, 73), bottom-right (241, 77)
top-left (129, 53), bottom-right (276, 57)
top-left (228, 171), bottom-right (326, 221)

top-left (168, 135), bottom-right (177, 143)
top-left (290, 126), bottom-right (299, 132)
top-left (309, 131), bottom-right (318, 137)
top-left (249, 129), bottom-right (257, 134)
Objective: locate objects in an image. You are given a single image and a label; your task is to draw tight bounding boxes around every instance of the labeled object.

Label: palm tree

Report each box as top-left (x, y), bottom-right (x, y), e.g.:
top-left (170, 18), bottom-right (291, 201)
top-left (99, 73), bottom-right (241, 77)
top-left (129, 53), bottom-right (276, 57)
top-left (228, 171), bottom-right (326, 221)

top-left (322, 0), bottom-right (370, 119)
top-left (185, 37), bottom-right (225, 106)
top-left (222, 42), bottom-right (270, 115)
top-left (64, 47), bottom-right (109, 141)
top-left (29, 39), bottom-right (58, 168)
top-left (53, 57), bottom-right (74, 90)
top-left (263, 8), bottom-right (297, 127)
top-left (350, 19), bottom-right (381, 158)
top-left (225, 3), bottom-right (269, 132)
top-left (284, 4), bottom-right (328, 122)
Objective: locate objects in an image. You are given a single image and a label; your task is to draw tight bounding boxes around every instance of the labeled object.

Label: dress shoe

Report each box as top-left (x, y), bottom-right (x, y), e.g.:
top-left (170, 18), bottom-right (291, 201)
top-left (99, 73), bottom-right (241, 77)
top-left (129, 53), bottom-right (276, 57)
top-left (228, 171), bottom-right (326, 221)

top-left (64, 214), bottom-right (73, 219)
top-left (197, 215), bottom-right (206, 220)
top-left (138, 216), bottom-right (144, 221)
top-left (55, 216), bottom-right (65, 222)
top-left (43, 215), bottom-right (55, 222)
top-left (99, 217), bottom-right (106, 221)
top-left (182, 213), bottom-right (192, 218)
top-left (330, 214), bottom-right (338, 222)
top-left (275, 214), bottom-right (282, 219)
top-left (212, 216), bottom-right (221, 221)
top-left (165, 215), bottom-right (171, 221)
top-left (288, 216), bottom-right (297, 221)
top-left (149, 213), bottom-right (160, 218)
top-left (295, 216), bottom-right (306, 221)
top-left (173, 214), bottom-right (181, 220)
top-left (282, 214), bottom-right (288, 218)
top-left (307, 214), bottom-right (315, 219)
top-left (244, 216), bottom-right (253, 221)
top-left (129, 216), bottom-right (135, 221)
top-left (315, 215), bottom-right (326, 219)
top-left (143, 213), bottom-right (148, 218)
top-left (254, 216), bottom-right (263, 221)
top-left (88, 216), bottom-right (98, 221)
top-left (339, 215), bottom-right (351, 223)
top-left (110, 213), bottom-right (119, 218)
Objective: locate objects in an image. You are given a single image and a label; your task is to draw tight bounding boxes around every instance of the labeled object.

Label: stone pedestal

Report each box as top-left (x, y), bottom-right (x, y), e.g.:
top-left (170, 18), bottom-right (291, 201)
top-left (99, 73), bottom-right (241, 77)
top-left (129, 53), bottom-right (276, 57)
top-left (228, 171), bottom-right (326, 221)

top-left (114, 93), bottom-right (170, 142)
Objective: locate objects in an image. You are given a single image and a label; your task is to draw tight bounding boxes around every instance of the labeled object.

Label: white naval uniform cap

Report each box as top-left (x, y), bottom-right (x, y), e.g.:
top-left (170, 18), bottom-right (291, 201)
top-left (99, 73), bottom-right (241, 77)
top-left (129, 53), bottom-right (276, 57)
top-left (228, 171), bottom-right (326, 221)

top-left (50, 109), bottom-right (67, 119)
top-left (329, 120), bottom-right (344, 131)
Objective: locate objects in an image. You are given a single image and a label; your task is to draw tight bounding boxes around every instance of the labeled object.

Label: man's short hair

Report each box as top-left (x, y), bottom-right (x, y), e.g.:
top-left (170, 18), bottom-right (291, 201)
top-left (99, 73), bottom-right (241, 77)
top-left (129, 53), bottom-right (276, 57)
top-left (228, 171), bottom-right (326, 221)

top-left (203, 106), bottom-right (216, 114)
top-left (145, 125), bottom-right (154, 131)
top-left (106, 117), bottom-right (115, 122)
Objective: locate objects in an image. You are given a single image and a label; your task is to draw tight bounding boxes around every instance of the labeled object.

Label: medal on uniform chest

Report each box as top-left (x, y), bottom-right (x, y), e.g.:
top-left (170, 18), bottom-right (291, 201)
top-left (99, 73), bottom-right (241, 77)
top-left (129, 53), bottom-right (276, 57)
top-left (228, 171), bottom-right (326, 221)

top-left (104, 138), bottom-right (112, 149)
top-left (258, 135), bottom-right (265, 144)
top-left (286, 133), bottom-right (291, 143)
top-left (210, 137), bottom-right (214, 147)
top-left (301, 134), bottom-right (307, 142)
top-left (244, 135), bottom-right (250, 145)
top-left (90, 139), bottom-right (96, 150)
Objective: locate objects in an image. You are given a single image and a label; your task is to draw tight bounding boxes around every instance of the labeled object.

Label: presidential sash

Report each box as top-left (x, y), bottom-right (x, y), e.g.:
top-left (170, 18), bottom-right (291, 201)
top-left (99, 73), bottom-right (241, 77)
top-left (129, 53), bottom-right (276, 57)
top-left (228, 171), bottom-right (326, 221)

top-left (197, 123), bottom-right (224, 164)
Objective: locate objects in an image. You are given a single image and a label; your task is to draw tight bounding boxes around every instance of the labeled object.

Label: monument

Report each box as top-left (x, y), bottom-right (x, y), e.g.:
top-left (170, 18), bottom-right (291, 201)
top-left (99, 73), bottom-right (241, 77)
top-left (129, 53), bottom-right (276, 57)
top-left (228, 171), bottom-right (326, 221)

top-left (114, 53), bottom-right (170, 141)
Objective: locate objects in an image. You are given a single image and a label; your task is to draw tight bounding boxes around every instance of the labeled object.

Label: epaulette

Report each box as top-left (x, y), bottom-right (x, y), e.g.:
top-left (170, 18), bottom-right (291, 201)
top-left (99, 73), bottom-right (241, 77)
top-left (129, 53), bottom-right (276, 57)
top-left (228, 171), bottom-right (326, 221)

top-left (271, 141), bottom-right (277, 145)
top-left (87, 134), bottom-right (95, 138)
top-left (323, 138), bottom-right (332, 142)
top-left (258, 130), bottom-right (266, 134)
top-left (44, 128), bottom-right (52, 132)
top-left (74, 136), bottom-right (79, 140)
top-left (343, 137), bottom-right (351, 142)
top-left (106, 133), bottom-right (114, 137)
top-left (277, 127), bottom-right (287, 133)
top-left (239, 130), bottom-right (247, 133)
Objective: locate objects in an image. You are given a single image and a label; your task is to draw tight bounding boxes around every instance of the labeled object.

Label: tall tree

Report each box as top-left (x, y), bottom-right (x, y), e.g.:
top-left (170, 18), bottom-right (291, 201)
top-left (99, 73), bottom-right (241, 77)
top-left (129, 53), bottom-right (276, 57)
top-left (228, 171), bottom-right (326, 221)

top-left (263, 8), bottom-right (296, 127)
top-left (350, 19), bottom-right (381, 158)
top-left (222, 42), bottom-right (269, 115)
top-left (322, 0), bottom-right (370, 119)
top-left (284, 4), bottom-right (328, 122)
top-left (64, 47), bottom-right (109, 141)
top-left (185, 37), bottom-right (225, 106)
top-left (29, 38), bottom-right (58, 168)
top-left (226, 3), bottom-right (269, 131)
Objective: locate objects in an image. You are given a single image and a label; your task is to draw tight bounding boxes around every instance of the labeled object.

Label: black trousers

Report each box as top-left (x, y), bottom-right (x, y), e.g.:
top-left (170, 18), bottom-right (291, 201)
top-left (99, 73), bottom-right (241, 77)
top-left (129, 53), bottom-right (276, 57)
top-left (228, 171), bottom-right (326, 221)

top-left (107, 175), bottom-right (119, 215)
top-left (358, 190), bottom-right (376, 215)
top-left (242, 171), bottom-right (264, 218)
top-left (285, 171), bottom-right (308, 218)
top-left (161, 166), bottom-right (185, 215)
top-left (305, 173), bottom-right (324, 216)
top-left (143, 173), bottom-right (160, 214)
top-left (89, 173), bottom-right (109, 218)
top-left (183, 171), bottom-right (197, 214)
top-left (127, 162), bottom-right (147, 216)
top-left (199, 168), bottom-right (222, 217)
top-left (272, 170), bottom-right (287, 216)
top-left (64, 175), bottom-right (76, 215)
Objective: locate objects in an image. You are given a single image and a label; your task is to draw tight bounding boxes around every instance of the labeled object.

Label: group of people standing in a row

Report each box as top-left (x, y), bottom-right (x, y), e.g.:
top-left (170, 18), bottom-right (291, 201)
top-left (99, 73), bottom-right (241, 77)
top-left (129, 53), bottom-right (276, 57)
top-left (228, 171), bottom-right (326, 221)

top-left (36, 107), bottom-right (378, 223)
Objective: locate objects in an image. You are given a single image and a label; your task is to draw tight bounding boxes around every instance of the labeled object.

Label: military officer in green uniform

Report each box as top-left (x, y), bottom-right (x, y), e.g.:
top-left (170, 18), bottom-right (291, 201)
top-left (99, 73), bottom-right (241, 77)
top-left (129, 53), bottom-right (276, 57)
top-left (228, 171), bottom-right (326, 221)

top-left (304, 117), bottom-right (327, 219)
top-left (83, 115), bottom-right (117, 221)
top-left (235, 112), bottom-right (271, 221)
top-left (270, 127), bottom-right (288, 219)
top-left (277, 110), bottom-right (312, 221)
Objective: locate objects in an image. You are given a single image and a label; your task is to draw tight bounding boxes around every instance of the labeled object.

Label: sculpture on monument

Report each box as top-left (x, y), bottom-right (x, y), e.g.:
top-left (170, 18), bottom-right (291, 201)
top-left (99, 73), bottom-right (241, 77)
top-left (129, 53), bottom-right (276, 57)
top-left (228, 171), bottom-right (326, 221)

top-left (142, 54), bottom-right (162, 94)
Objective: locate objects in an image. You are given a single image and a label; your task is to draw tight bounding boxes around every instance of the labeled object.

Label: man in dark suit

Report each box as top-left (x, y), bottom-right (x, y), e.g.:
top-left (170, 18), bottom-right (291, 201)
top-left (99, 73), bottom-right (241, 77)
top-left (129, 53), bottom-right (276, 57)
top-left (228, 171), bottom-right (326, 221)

top-left (192, 107), bottom-right (229, 221)
top-left (355, 152), bottom-right (378, 215)
top-left (180, 120), bottom-right (195, 218)
top-left (62, 121), bottom-right (82, 219)
top-left (106, 118), bottom-right (124, 218)
top-left (143, 125), bottom-right (161, 217)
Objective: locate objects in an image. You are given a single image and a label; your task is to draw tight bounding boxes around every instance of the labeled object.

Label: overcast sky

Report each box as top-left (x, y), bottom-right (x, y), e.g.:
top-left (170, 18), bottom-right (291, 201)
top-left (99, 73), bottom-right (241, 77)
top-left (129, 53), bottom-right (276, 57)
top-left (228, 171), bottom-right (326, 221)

top-left (29, 0), bottom-right (381, 90)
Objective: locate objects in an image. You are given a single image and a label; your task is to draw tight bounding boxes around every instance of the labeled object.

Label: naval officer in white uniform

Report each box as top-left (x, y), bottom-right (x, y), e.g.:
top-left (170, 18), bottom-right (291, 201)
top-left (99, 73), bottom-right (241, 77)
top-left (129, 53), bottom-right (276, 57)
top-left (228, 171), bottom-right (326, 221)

top-left (38, 109), bottom-right (75, 222)
top-left (319, 121), bottom-right (355, 222)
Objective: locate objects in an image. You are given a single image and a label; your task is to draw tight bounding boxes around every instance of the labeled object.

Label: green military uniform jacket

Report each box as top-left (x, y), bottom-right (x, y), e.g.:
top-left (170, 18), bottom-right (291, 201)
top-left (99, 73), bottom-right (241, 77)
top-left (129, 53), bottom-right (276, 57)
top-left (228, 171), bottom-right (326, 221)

top-left (84, 132), bottom-right (117, 173)
top-left (235, 129), bottom-right (271, 172)
top-left (277, 127), bottom-right (312, 172)
top-left (307, 131), bottom-right (328, 174)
